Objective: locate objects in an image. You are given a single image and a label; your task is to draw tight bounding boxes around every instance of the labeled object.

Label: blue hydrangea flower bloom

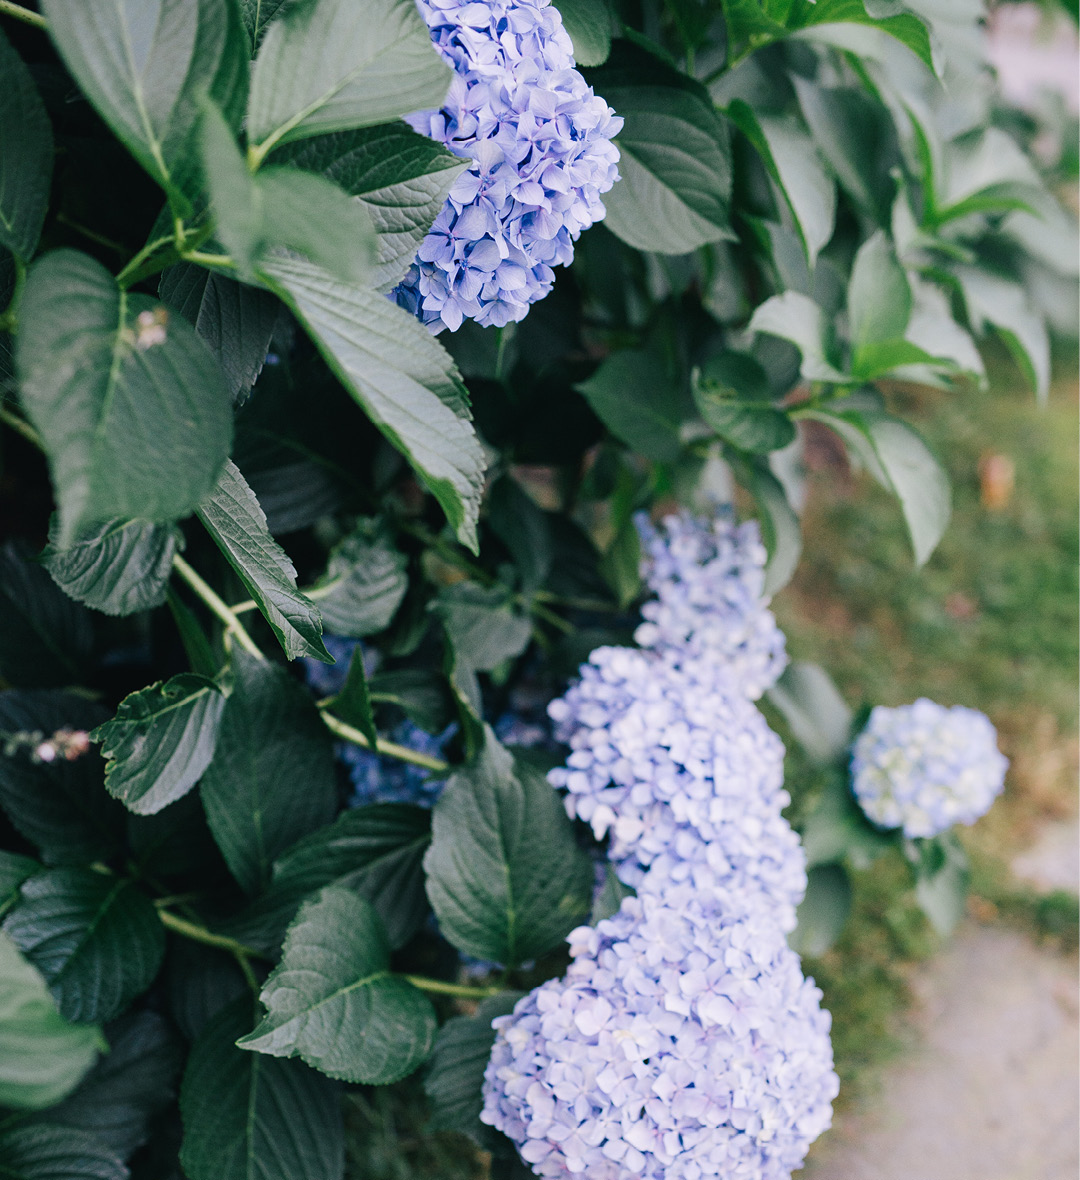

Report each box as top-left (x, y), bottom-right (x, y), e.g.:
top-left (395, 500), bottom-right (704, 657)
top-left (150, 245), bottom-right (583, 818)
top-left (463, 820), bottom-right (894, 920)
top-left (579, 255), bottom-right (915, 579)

top-left (481, 872), bottom-right (838, 1179)
top-left (635, 512), bottom-right (787, 701)
top-left (395, 0), bottom-right (622, 332)
top-left (850, 699), bottom-right (1008, 839)
top-left (547, 646), bottom-right (806, 930)
top-left (341, 720), bottom-right (455, 808)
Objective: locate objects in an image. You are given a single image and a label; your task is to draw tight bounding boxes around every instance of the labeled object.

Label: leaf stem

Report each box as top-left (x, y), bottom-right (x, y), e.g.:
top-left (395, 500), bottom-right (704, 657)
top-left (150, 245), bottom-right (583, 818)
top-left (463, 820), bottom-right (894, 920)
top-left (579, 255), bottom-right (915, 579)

top-left (0, 1), bottom-right (45, 29)
top-left (319, 708), bottom-right (451, 774)
top-left (0, 406), bottom-right (43, 450)
top-left (115, 235), bottom-right (176, 290)
top-left (158, 909), bottom-right (263, 959)
top-left (181, 250), bottom-right (237, 272)
top-left (403, 976), bottom-right (502, 999)
top-left (172, 554), bottom-right (266, 661)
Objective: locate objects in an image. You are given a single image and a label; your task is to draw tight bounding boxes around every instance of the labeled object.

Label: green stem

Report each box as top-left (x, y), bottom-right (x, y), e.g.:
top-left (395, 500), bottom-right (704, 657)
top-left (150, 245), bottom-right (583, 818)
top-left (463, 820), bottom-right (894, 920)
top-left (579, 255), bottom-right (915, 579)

top-left (402, 976), bottom-right (502, 1000)
top-left (158, 910), bottom-right (263, 958)
top-left (172, 554), bottom-right (266, 661)
top-left (115, 235), bottom-right (176, 290)
top-left (0, 406), bottom-right (43, 450)
top-left (0, 1), bottom-right (45, 28)
top-left (181, 250), bottom-right (237, 272)
top-left (319, 709), bottom-right (451, 774)
top-left (55, 214), bottom-right (129, 258)
top-left (0, 256), bottom-right (27, 333)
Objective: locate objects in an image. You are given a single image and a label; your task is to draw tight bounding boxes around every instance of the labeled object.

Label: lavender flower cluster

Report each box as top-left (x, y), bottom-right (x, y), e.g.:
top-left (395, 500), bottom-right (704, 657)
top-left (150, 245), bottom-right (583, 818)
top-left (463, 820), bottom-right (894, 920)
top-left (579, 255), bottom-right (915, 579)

top-left (482, 513), bottom-right (837, 1179)
top-left (850, 699), bottom-right (1008, 839)
top-left (395, 0), bottom-right (622, 331)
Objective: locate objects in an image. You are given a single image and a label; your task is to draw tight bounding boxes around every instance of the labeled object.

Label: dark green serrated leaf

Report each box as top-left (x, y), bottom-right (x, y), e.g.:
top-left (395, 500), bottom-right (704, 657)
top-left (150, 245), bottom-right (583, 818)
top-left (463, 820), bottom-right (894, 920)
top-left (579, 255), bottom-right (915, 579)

top-left (246, 0), bottom-right (453, 159)
top-left (766, 661), bottom-right (852, 765)
top-left (200, 101), bottom-right (377, 285)
top-left (368, 668), bottom-right (455, 734)
top-left (40, 0), bottom-right (248, 212)
top-left (278, 124), bottom-right (467, 291)
top-left (0, 853), bottom-right (39, 915)
top-left (326, 645), bottom-right (377, 748)
top-left (0, 542), bottom-right (94, 689)
top-left (0, 692), bottom-right (121, 867)
top-left (200, 649), bottom-right (337, 896)
top-left (91, 674), bottom-right (226, 816)
top-left (4, 869), bottom-right (165, 1024)
top-left (424, 730), bottom-right (593, 965)
top-left (16, 250), bottom-right (233, 547)
top-left (260, 255), bottom-right (485, 551)
top-left (0, 1124), bottom-right (127, 1180)
top-left (37, 1009), bottom-right (183, 1160)
top-left (553, 0), bottom-right (613, 65)
top-left (159, 264), bottom-right (280, 402)
top-left (438, 583), bottom-right (532, 674)
top-left (40, 517), bottom-right (180, 618)
top-left (241, 0), bottom-right (294, 49)
top-left (586, 42), bottom-right (733, 254)
top-left (166, 940), bottom-right (248, 1043)
top-left (311, 527), bottom-right (408, 638)
top-left (196, 460), bottom-right (331, 662)
top-left (180, 996), bottom-right (344, 1180)
top-left (0, 29), bottom-right (53, 262)
top-left (789, 863), bottom-right (852, 957)
top-left (238, 886), bottom-right (437, 1084)
top-left (693, 352), bottom-right (795, 454)
top-left (0, 931), bottom-right (101, 1111)
top-left (424, 991), bottom-right (522, 1143)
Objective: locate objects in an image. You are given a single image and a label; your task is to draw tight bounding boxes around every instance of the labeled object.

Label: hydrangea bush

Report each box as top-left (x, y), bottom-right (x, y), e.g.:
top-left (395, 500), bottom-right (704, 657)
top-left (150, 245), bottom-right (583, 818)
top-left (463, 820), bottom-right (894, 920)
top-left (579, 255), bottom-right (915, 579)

top-left (0, 0), bottom-right (1069, 1177)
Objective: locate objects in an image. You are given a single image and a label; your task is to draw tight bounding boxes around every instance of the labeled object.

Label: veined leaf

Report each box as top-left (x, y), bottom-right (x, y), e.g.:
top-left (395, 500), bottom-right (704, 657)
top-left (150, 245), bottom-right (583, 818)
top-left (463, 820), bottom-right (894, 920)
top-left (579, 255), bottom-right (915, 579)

top-left (238, 886), bottom-right (437, 1084)
top-left (240, 0), bottom-right (293, 49)
top-left (16, 250), bottom-right (233, 547)
top-left (180, 996), bottom-right (344, 1180)
top-left (0, 932), bottom-right (101, 1111)
top-left (0, 28), bottom-right (53, 262)
top-left (196, 460), bottom-right (331, 663)
top-left (748, 291), bottom-right (850, 384)
top-left (788, 0), bottom-right (935, 73)
top-left (259, 255), bottom-right (485, 551)
top-left (575, 348), bottom-right (687, 462)
top-left (40, 517), bottom-right (180, 618)
top-left (40, 0), bottom-right (248, 213)
top-left (693, 352), bottom-right (796, 454)
top-left (325, 645), bottom-right (378, 750)
top-left (246, 0), bottom-right (453, 162)
top-left (4, 868), bottom-right (165, 1024)
top-left (311, 527), bottom-right (408, 638)
top-left (0, 1124), bottom-right (127, 1180)
top-left (437, 583), bottom-right (532, 674)
top-left (424, 729), bottom-right (593, 965)
top-left (552, 0), bottom-right (613, 66)
top-left (91, 674), bottom-right (227, 816)
top-left (200, 650), bottom-right (337, 896)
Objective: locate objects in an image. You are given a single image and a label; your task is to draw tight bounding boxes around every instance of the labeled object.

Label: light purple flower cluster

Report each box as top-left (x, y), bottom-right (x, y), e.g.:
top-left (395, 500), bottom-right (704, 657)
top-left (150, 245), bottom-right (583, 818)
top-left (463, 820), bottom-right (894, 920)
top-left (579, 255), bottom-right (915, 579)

top-left (394, 0), bottom-right (622, 331)
top-left (547, 646), bottom-right (806, 930)
top-left (635, 512), bottom-right (787, 701)
top-left (481, 872), bottom-right (838, 1178)
top-left (851, 699), bottom-right (1008, 839)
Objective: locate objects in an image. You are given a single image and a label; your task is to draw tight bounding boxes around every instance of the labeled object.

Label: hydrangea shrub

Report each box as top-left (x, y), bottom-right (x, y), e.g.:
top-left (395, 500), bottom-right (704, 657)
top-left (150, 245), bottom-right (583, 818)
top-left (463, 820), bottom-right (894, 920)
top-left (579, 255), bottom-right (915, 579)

top-left (0, 0), bottom-right (1069, 1176)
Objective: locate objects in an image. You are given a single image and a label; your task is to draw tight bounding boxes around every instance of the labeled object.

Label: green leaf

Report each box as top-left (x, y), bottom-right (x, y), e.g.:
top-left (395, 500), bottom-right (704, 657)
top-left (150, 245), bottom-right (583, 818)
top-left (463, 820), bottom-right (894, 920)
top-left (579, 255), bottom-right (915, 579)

top-left (196, 460), bottom-right (331, 663)
top-left (0, 29), bottom-right (53, 261)
top-left (159, 263), bottom-right (280, 402)
top-left (166, 940), bottom-right (249, 1043)
top-left (590, 861), bottom-right (633, 924)
top-left (0, 853), bottom-right (39, 915)
top-left (259, 255), bottom-right (485, 551)
top-left (200, 650), bottom-right (337, 896)
top-left (586, 42), bottom-right (734, 253)
top-left (223, 804), bottom-right (433, 955)
top-left (278, 124), bottom-right (467, 291)
top-left (40, 517), bottom-right (180, 617)
top-left (847, 230), bottom-right (911, 358)
top-left (200, 100), bottom-right (377, 285)
top-left (311, 526), bottom-right (408, 638)
top-left (424, 729), bottom-right (593, 965)
top-left (808, 408), bottom-right (950, 565)
top-left (424, 991), bottom-right (522, 1143)
top-left (748, 291), bottom-right (850, 384)
top-left (368, 669), bottom-right (455, 734)
top-left (692, 352), bottom-right (796, 454)
top-left (738, 458), bottom-right (802, 594)
top-left (913, 834), bottom-right (969, 936)
top-left (16, 250), bottom-right (233, 547)
top-left (438, 583), bottom-right (532, 674)
top-left (246, 0), bottom-right (453, 162)
top-left (323, 648), bottom-right (377, 749)
top-left (37, 1009), bottom-right (183, 1160)
top-left (0, 1124), bottom-right (126, 1180)
top-left (552, 0), bottom-right (613, 65)
top-left (576, 349), bottom-right (687, 462)
top-left (91, 674), bottom-right (227, 816)
top-left (0, 542), bottom-right (94, 689)
top-left (238, 886), bottom-right (437, 1084)
top-left (800, 771), bottom-right (894, 870)
top-left (726, 102), bottom-right (834, 266)
top-left (0, 692), bottom-right (122, 867)
top-left (40, 0), bottom-right (248, 213)
top-left (486, 476), bottom-right (553, 595)
top-left (180, 996), bottom-right (345, 1180)
top-left (788, 0), bottom-right (935, 72)
top-left (241, 0), bottom-right (293, 48)
top-left (954, 266), bottom-right (1049, 403)
top-left (4, 868), bottom-right (165, 1024)
top-left (766, 661), bottom-right (852, 764)
top-left (166, 589), bottom-right (220, 680)
top-left (789, 863), bottom-right (853, 957)
top-left (0, 932), bottom-right (101, 1111)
